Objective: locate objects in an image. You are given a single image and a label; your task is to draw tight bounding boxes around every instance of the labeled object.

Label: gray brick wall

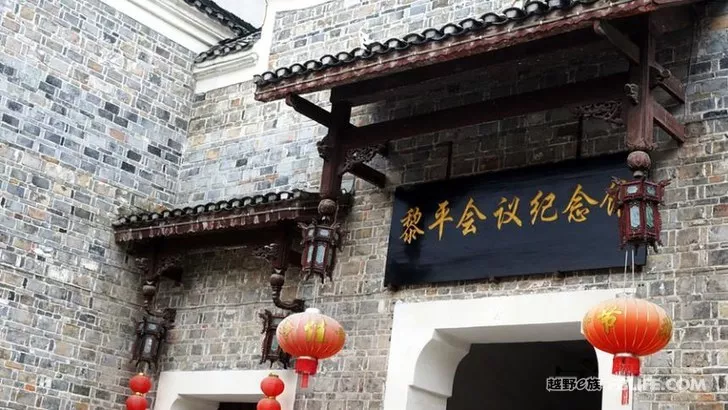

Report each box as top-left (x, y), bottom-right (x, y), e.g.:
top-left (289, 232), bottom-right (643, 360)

top-left (167, 1), bottom-right (728, 410)
top-left (3, 0), bottom-right (728, 409)
top-left (0, 0), bottom-right (195, 408)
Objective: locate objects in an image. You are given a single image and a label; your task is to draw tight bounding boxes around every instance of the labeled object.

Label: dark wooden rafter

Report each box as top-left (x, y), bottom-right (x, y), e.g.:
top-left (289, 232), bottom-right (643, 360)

top-left (613, 15), bottom-right (686, 149)
top-left (330, 29), bottom-right (604, 106)
top-left (288, 94), bottom-right (387, 189)
top-left (342, 73), bottom-right (629, 150)
top-left (625, 18), bottom-right (657, 151)
top-left (653, 101), bottom-right (686, 143)
top-left (319, 101), bottom-right (351, 199)
top-left (594, 20), bottom-right (685, 103)
top-left (286, 94), bottom-right (341, 129)
top-left (255, 0), bottom-right (702, 103)
top-left (280, 8), bottom-right (694, 198)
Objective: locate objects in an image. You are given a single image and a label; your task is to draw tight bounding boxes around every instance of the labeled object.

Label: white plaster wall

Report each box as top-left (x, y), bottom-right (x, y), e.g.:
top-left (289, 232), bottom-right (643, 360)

top-left (216, 0), bottom-right (266, 27)
top-left (154, 369), bottom-right (298, 410)
top-left (382, 288), bottom-right (634, 410)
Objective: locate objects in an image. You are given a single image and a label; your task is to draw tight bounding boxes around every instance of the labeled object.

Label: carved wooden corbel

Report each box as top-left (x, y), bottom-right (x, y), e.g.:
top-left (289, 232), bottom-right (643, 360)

top-left (341, 144), bottom-right (388, 174)
top-left (317, 137), bottom-right (333, 160)
top-left (624, 84), bottom-right (640, 105)
top-left (253, 242), bottom-right (306, 313)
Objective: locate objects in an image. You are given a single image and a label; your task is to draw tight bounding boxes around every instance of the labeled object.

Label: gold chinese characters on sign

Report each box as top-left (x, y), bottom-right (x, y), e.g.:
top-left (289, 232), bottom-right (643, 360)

top-left (400, 183), bottom-right (618, 243)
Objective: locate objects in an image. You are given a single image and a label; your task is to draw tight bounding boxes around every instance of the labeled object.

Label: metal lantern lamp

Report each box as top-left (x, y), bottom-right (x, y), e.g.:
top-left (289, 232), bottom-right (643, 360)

top-left (611, 151), bottom-right (669, 252)
top-left (299, 199), bottom-right (341, 282)
top-left (133, 314), bottom-right (169, 368)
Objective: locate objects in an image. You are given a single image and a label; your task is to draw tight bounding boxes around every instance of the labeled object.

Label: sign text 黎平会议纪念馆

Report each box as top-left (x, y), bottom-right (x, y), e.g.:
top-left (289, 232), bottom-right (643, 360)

top-left (384, 154), bottom-right (646, 287)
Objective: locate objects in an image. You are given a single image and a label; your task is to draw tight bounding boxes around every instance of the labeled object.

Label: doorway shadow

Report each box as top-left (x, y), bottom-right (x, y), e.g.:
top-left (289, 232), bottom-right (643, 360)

top-left (447, 340), bottom-right (601, 410)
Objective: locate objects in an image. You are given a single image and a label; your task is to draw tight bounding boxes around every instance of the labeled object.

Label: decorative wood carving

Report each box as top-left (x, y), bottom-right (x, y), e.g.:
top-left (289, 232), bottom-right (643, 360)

top-left (136, 256), bottom-right (183, 310)
top-left (574, 101), bottom-right (623, 125)
top-left (317, 138), bottom-right (332, 160)
top-left (252, 243), bottom-right (279, 264)
top-left (342, 144), bottom-right (387, 173)
top-left (253, 239), bottom-right (306, 313)
top-left (258, 309), bottom-right (291, 368)
top-left (270, 272), bottom-right (306, 313)
top-left (625, 84), bottom-right (640, 105)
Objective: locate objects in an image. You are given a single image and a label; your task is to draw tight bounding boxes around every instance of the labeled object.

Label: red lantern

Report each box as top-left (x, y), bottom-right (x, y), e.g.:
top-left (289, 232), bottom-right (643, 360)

top-left (261, 374), bottom-right (285, 397)
top-left (129, 373), bottom-right (152, 395)
top-left (582, 292), bottom-right (672, 404)
top-left (276, 307), bottom-right (346, 388)
top-left (257, 398), bottom-right (282, 410)
top-left (257, 373), bottom-right (284, 410)
top-left (126, 394), bottom-right (148, 410)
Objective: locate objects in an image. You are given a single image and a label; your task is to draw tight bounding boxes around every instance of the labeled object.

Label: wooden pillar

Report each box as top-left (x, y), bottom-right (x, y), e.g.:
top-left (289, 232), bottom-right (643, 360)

top-left (320, 101), bottom-right (352, 199)
top-left (624, 18), bottom-right (656, 152)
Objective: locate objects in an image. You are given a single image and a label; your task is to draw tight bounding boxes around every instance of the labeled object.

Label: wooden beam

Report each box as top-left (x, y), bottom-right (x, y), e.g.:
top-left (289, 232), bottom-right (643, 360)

top-left (342, 73), bottom-right (628, 149)
top-left (348, 163), bottom-right (386, 188)
top-left (653, 101), bottom-right (686, 144)
top-left (593, 21), bottom-right (640, 63)
top-left (624, 18), bottom-right (656, 152)
top-left (285, 94), bottom-right (333, 128)
top-left (653, 73), bottom-right (686, 104)
top-left (319, 101), bottom-right (351, 199)
top-left (331, 29), bottom-right (602, 105)
top-left (653, 0), bottom-right (702, 5)
top-left (594, 20), bottom-right (685, 103)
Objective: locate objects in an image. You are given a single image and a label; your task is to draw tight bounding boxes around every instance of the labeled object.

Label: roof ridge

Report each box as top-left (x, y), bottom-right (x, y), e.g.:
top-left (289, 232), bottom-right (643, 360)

top-left (112, 189), bottom-right (354, 228)
top-left (195, 31), bottom-right (262, 63)
top-left (254, 0), bottom-right (604, 87)
top-left (183, 0), bottom-right (261, 36)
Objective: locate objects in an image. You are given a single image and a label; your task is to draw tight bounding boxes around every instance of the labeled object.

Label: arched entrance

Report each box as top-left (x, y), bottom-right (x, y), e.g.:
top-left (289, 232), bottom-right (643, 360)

top-left (154, 370), bottom-right (298, 410)
top-left (447, 340), bottom-right (601, 410)
top-left (382, 289), bottom-right (631, 410)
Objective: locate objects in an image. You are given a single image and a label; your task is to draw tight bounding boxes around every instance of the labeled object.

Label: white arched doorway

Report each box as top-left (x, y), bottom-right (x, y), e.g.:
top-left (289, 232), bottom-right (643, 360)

top-left (382, 288), bottom-right (632, 410)
top-left (154, 369), bottom-right (298, 410)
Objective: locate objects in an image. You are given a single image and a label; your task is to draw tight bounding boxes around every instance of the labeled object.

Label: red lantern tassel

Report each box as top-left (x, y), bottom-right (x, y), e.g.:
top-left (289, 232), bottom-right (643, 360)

top-left (621, 381), bottom-right (630, 406)
top-left (300, 374), bottom-right (309, 389)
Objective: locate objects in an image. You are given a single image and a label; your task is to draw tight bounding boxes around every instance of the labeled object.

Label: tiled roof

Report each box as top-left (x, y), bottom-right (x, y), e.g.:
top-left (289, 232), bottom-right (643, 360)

top-left (253, 0), bottom-right (606, 87)
top-left (114, 190), bottom-right (319, 228)
top-left (195, 32), bottom-right (261, 63)
top-left (184, 0), bottom-right (260, 36)
top-left (112, 190), bottom-right (353, 243)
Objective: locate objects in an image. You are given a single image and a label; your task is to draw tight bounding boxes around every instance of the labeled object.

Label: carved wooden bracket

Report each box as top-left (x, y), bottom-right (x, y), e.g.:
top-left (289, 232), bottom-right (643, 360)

top-left (624, 84), bottom-right (640, 105)
top-left (135, 255), bottom-right (183, 312)
top-left (316, 137), bottom-right (332, 160)
top-left (252, 241), bottom-right (306, 313)
top-left (341, 144), bottom-right (388, 173)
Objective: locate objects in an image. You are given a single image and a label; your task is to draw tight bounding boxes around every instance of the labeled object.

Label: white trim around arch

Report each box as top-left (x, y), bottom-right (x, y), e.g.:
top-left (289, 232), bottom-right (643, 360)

top-left (153, 369), bottom-right (298, 410)
top-left (382, 288), bottom-right (634, 410)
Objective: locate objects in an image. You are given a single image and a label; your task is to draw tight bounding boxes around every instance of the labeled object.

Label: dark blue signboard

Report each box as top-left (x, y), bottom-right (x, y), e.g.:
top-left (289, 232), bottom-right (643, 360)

top-left (384, 154), bottom-right (647, 287)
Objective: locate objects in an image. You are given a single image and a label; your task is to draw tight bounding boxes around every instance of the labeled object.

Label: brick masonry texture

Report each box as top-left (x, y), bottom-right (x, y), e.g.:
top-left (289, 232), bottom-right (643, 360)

top-left (168, 2), bottom-right (728, 410)
top-left (0, 0), bottom-right (194, 408)
top-left (3, 1), bottom-right (728, 410)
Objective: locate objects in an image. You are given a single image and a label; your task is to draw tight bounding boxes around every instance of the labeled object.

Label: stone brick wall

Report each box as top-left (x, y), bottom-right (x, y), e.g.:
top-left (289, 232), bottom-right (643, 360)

top-left (166, 1), bottom-right (728, 410)
top-left (0, 0), bottom-right (195, 408)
